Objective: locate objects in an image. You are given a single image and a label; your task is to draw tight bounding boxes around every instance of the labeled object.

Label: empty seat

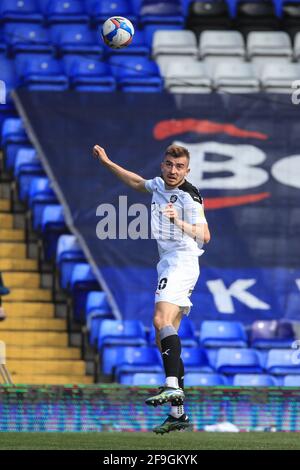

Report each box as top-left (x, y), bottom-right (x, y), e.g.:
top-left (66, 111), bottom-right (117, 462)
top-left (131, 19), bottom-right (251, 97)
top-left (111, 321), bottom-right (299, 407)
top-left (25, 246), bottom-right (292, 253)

top-left (259, 62), bottom-right (300, 93)
top-left (15, 53), bottom-right (69, 90)
top-left (266, 349), bottom-right (300, 375)
top-left (152, 30), bottom-right (198, 58)
top-left (185, 372), bottom-right (227, 386)
top-left (56, 234), bottom-right (85, 289)
top-left (114, 346), bottom-right (163, 382)
top-left (14, 148), bottom-right (44, 202)
top-left (283, 374), bottom-right (300, 386)
top-left (165, 59), bottom-right (212, 93)
top-left (156, 54), bottom-right (196, 76)
top-left (131, 372), bottom-right (165, 386)
top-left (86, 291), bottom-right (113, 346)
top-left (199, 30), bottom-right (245, 59)
top-left (1, 118), bottom-right (30, 170)
top-left (41, 204), bottom-right (68, 262)
top-left (86, 0), bottom-right (136, 24)
top-left (63, 55), bottom-right (116, 92)
top-left (213, 60), bottom-right (260, 93)
top-left (181, 347), bottom-right (214, 373)
top-left (50, 24), bottom-right (101, 56)
top-left (233, 374), bottom-right (278, 386)
top-left (216, 348), bottom-right (263, 374)
top-left (234, 0), bottom-right (280, 35)
top-left (200, 320), bottom-right (248, 348)
top-left (0, 0), bottom-right (43, 23)
top-left (186, 1), bottom-right (232, 35)
top-left (251, 320), bottom-right (295, 349)
top-left (281, 1), bottom-right (300, 38)
top-left (0, 54), bottom-right (18, 109)
top-left (140, 0), bottom-right (184, 26)
top-left (293, 31), bottom-right (300, 60)
top-left (69, 263), bottom-right (100, 323)
top-left (4, 23), bottom-right (53, 55)
top-left (104, 30), bottom-right (150, 56)
top-left (98, 319), bottom-right (147, 350)
top-left (29, 176), bottom-right (58, 231)
top-left (42, 0), bottom-right (89, 24)
top-left (109, 55), bottom-right (163, 92)
top-left (247, 31), bottom-right (292, 60)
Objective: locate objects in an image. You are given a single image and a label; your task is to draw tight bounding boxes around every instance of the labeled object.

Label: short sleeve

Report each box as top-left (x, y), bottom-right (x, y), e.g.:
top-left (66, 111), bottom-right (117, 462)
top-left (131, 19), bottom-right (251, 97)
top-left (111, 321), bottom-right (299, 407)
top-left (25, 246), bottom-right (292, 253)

top-left (145, 177), bottom-right (161, 193)
top-left (186, 200), bottom-right (207, 225)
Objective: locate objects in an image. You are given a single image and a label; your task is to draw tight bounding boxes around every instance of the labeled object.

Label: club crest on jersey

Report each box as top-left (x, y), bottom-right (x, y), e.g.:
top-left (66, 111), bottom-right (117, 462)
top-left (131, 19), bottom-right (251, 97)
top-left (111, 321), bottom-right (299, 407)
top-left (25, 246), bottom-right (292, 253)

top-left (170, 195), bottom-right (178, 203)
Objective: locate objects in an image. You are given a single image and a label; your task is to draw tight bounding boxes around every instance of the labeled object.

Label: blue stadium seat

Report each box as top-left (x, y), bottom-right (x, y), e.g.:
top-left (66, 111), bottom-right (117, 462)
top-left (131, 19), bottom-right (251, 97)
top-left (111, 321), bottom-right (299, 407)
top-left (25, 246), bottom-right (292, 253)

top-left (181, 347), bottom-right (214, 373)
top-left (140, 0), bottom-right (184, 26)
top-left (4, 23), bottom-right (53, 55)
top-left (216, 348), bottom-right (263, 375)
top-left (41, 0), bottom-right (89, 24)
top-left (86, 0), bottom-right (136, 24)
top-left (29, 176), bottom-right (58, 231)
top-left (69, 262), bottom-right (100, 323)
top-left (185, 372), bottom-right (227, 386)
top-left (101, 345), bottom-right (124, 375)
top-left (109, 55), bottom-right (163, 92)
top-left (56, 234), bottom-right (85, 290)
top-left (1, 118), bottom-right (30, 170)
top-left (41, 204), bottom-right (68, 262)
top-left (50, 24), bottom-right (101, 56)
top-left (63, 55), bottom-right (116, 92)
top-left (251, 320), bottom-right (295, 349)
top-left (283, 375), bottom-right (300, 386)
top-left (200, 320), bottom-right (248, 348)
top-left (104, 29), bottom-right (150, 56)
top-left (86, 291), bottom-right (113, 346)
top-left (233, 374), bottom-right (278, 386)
top-left (0, 0), bottom-right (43, 23)
top-left (0, 54), bottom-right (18, 109)
top-left (15, 53), bottom-right (69, 90)
top-left (130, 372), bottom-right (165, 386)
top-left (114, 346), bottom-right (163, 382)
top-left (14, 148), bottom-right (44, 202)
top-left (266, 349), bottom-right (300, 375)
top-left (98, 319), bottom-right (147, 350)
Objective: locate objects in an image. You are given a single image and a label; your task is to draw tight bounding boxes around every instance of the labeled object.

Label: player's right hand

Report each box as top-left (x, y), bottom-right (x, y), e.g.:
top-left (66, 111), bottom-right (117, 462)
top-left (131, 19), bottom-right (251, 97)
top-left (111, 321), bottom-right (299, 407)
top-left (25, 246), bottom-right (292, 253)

top-left (93, 145), bottom-right (110, 164)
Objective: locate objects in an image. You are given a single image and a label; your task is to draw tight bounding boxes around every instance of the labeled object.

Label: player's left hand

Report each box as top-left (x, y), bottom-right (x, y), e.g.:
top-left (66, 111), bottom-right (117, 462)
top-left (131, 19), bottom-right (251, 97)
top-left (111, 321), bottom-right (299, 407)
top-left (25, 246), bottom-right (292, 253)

top-left (163, 203), bottom-right (179, 222)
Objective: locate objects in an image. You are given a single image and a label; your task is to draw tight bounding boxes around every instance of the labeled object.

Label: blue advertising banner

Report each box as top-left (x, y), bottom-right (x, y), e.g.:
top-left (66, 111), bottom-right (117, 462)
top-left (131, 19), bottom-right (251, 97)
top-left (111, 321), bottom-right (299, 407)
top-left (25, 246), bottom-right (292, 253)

top-left (14, 91), bottom-right (300, 326)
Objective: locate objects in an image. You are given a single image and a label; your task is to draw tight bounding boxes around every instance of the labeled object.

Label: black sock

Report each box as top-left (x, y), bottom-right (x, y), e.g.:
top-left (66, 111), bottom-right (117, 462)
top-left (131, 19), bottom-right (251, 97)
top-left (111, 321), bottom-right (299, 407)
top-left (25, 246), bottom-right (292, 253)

top-left (160, 332), bottom-right (181, 380)
top-left (178, 358), bottom-right (184, 390)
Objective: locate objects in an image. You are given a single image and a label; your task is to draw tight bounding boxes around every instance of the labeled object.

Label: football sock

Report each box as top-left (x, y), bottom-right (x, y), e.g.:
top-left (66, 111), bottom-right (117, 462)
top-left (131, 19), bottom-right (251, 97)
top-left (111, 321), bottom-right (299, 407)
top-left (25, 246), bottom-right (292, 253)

top-left (170, 358), bottom-right (185, 417)
top-left (159, 325), bottom-right (181, 387)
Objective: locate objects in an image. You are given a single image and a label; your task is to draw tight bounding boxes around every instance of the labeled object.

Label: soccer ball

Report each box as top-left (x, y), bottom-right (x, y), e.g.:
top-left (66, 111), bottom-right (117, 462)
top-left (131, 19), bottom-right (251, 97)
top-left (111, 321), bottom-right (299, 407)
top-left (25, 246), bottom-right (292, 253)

top-left (101, 16), bottom-right (134, 49)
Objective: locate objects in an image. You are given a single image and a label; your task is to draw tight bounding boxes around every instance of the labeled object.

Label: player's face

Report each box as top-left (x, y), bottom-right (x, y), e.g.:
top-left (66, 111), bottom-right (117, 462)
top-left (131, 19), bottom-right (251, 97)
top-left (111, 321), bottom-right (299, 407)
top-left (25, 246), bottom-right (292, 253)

top-left (161, 156), bottom-right (190, 188)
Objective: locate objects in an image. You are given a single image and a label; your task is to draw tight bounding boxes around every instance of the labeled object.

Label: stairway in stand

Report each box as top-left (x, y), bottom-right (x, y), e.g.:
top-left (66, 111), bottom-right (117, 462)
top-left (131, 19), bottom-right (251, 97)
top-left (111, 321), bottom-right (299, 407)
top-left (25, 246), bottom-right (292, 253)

top-left (0, 193), bottom-right (93, 384)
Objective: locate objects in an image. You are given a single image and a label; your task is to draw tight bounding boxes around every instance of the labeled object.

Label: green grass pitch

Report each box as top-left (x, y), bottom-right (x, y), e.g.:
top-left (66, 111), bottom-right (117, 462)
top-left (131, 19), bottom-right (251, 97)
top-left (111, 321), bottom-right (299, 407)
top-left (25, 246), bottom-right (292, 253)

top-left (0, 432), bottom-right (299, 450)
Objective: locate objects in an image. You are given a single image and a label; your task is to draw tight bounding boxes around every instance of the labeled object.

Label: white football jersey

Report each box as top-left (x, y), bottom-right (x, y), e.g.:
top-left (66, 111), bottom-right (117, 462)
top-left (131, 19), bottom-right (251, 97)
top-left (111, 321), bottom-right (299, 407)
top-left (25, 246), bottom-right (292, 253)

top-left (145, 176), bottom-right (207, 258)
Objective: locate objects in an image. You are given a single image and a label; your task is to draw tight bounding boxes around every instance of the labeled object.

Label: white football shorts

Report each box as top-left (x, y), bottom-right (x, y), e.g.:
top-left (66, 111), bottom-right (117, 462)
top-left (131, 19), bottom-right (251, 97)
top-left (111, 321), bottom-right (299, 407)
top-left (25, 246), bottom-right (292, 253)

top-left (155, 252), bottom-right (200, 315)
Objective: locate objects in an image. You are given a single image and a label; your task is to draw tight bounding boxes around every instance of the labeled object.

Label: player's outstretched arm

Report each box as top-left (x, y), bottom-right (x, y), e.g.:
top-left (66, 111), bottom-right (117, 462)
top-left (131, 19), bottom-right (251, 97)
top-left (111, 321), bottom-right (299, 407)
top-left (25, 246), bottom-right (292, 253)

top-left (93, 145), bottom-right (147, 193)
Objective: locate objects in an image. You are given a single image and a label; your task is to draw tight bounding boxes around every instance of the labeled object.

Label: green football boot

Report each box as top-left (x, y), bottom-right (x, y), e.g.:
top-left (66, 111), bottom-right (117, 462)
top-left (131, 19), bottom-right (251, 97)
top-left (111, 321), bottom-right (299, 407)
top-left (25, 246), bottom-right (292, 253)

top-left (153, 414), bottom-right (190, 434)
top-left (145, 386), bottom-right (185, 407)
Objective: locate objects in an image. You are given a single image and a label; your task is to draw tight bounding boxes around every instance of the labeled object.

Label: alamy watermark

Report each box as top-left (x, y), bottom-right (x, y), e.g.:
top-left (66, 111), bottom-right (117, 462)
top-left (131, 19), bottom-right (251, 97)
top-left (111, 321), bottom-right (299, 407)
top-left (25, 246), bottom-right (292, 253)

top-left (95, 195), bottom-right (205, 245)
top-left (291, 80), bottom-right (300, 104)
top-left (0, 80), bottom-right (6, 105)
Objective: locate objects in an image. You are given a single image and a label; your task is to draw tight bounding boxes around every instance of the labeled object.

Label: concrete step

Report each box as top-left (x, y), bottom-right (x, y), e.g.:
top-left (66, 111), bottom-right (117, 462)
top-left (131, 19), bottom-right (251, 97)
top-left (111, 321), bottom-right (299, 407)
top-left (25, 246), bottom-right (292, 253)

top-left (0, 213), bottom-right (13, 228)
top-left (0, 199), bottom-right (10, 211)
top-left (4, 288), bottom-right (52, 302)
top-left (2, 302), bottom-right (54, 317)
top-left (0, 242), bottom-right (26, 259)
top-left (9, 375), bottom-right (94, 385)
top-left (0, 229), bottom-right (24, 241)
top-left (0, 331), bottom-right (69, 347)
top-left (2, 272), bottom-right (40, 288)
top-left (7, 359), bottom-right (86, 375)
top-left (6, 346), bottom-right (81, 360)
top-left (0, 317), bottom-right (66, 331)
top-left (0, 258), bottom-right (38, 271)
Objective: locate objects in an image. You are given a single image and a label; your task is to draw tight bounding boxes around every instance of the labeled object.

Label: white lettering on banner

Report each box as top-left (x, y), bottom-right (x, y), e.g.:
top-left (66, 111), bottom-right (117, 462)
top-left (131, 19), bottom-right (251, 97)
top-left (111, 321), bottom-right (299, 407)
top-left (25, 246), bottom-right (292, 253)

top-left (206, 279), bottom-right (271, 314)
top-left (174, 141), bottom-right (268, 189)
top-left (296, 279), bottom-right (300, 290)
top-left (0, 80), bottom-right (6, 105)
top-left (271, 155), bottom-right (300, 189)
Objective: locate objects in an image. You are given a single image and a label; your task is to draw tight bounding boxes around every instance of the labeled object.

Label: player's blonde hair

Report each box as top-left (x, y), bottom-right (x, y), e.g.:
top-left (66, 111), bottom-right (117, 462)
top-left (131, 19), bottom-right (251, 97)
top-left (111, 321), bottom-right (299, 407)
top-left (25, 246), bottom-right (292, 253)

top-left (164, 145), bottom-right (190, 162)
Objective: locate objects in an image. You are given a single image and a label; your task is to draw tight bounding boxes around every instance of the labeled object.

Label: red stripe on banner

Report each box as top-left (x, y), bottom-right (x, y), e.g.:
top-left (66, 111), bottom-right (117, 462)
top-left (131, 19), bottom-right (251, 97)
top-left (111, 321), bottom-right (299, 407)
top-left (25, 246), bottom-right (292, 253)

top-left (205, 192), bottom-right (271, 209)
top-left (153, 119), bottom-right (268, 140)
